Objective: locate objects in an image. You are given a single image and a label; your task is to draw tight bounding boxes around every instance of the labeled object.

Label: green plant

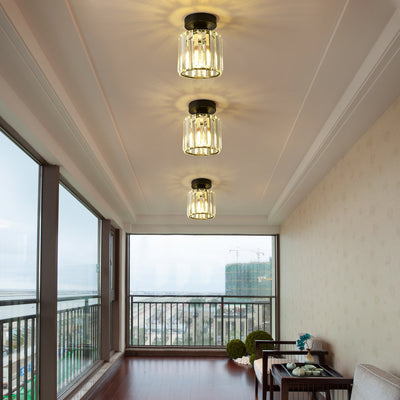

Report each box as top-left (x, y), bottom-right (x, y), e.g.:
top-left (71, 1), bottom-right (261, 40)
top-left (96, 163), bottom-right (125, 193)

top-left (245, 330), bottom-right (274, 356)
top-left (249, 353), bottom-right (256, 366)
top-left (226, 339), bottom-right (247, 359)
top-left (297, 333), bottom-right (312, 350)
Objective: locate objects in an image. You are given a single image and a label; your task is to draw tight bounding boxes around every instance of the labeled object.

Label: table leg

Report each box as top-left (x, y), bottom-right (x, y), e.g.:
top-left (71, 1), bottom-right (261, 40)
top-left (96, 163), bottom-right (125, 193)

top-left (325, 390), bottom-right (331, 400)
top-left (280, 383), bottom-right (289, 400)
top-left (347, 387), bottom-right (352, 400)
top-left (255, 377), bottom-right (258, 399)
top-left (269, 375), bottom-right (274, 400)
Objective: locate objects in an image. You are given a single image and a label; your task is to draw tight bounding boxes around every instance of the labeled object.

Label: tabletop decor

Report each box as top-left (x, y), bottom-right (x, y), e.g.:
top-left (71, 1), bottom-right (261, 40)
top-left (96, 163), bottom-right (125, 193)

top-left (296, 333), bottom-right (315, 363)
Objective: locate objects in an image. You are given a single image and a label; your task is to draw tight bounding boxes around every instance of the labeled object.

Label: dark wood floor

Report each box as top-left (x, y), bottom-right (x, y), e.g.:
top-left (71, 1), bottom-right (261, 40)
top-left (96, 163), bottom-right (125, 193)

top-left (90, 356), bottom-right (256, 400)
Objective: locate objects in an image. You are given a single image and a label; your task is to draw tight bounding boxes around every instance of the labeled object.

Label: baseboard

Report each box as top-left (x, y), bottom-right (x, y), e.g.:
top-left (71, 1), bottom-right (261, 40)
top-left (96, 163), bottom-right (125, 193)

top-left (81, 355), bottom-right (124, 400)
top-left (125, 347), bottom-right (227, 357)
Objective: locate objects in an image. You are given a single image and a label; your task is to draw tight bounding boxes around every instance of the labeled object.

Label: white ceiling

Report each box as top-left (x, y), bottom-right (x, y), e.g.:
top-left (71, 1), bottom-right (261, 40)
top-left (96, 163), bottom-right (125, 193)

top-left (1, 0), bottom-right (400, 233)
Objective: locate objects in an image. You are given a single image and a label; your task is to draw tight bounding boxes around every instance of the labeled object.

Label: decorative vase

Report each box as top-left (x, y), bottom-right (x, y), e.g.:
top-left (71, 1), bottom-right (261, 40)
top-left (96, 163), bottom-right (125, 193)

top-left (305, 348), bottom-right (315, 364)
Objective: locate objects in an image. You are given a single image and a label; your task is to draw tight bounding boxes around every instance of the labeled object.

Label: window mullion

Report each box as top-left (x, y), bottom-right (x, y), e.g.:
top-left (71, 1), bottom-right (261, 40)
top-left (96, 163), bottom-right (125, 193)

top-left (39, 165), bottom-right (60, 400)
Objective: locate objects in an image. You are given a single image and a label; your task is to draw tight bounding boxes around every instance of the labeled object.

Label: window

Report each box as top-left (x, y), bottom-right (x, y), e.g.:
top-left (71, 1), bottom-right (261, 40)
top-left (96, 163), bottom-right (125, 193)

top-left (57, 185), bottom-right (100, 393)
top-left (128, 235), bottom-right (278, 346)
top-left (0, 124), bottom-right (112, 398)
top-left (0, 130), bottom-right (39, 399)
top-left (0, 132), bottom-right (39, 298)
top-left (130, 235), bottom-right (275, 295)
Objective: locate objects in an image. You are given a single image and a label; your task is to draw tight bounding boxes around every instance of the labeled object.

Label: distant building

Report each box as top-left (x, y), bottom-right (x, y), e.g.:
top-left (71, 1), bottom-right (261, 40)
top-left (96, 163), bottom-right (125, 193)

top-left (225, 259), bottom-right (273, 296)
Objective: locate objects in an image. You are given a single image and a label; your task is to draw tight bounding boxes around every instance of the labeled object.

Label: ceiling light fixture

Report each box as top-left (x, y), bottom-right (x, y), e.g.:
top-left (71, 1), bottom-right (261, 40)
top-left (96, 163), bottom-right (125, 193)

top-left (187, 178), bottom-right (216, 220)
top-left (178, 12), bottom-right (223, 79)
top-left (183, 99), bottom-right (221, 156)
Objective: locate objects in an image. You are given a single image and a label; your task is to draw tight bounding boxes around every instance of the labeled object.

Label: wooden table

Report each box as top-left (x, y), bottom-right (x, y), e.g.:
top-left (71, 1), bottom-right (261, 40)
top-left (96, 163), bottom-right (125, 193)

top-left (270, 364), bottom-right (353, 400)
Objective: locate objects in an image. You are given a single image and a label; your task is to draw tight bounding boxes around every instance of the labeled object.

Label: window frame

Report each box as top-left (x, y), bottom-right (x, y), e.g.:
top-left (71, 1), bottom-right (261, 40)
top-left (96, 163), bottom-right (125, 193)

top-left (126, 233), bottom-right (280, 349)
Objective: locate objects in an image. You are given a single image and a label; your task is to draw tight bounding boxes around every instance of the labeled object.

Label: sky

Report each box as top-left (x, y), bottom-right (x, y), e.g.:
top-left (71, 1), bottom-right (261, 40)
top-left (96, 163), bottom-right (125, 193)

top-left (130, 235), bottom-right (272, 294)
top-left (58, 185), bottom-right (99, 292)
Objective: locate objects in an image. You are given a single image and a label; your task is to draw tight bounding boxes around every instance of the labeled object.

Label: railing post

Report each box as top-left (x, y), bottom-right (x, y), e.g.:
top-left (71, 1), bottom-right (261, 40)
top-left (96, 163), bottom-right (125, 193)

top-left (221, 296), bottom-right (224, 346)
top-left (83, 299), bottom-right (89, 359)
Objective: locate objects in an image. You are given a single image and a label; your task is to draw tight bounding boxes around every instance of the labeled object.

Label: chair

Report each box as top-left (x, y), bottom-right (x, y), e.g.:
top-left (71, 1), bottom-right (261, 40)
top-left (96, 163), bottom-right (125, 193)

top-left (254, 339), bottom-right (296, 400)
top-left (351, 364), bottom-right (400, 400)
top-left (254, 340), bottom-right (328, 400)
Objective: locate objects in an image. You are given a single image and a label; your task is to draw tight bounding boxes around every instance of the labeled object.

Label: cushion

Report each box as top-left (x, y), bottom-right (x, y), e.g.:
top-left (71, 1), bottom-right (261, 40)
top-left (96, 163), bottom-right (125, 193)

top-left (351, 364), bottom-right (400, 400)
top-left (254, 357), bottom-right (290, 384)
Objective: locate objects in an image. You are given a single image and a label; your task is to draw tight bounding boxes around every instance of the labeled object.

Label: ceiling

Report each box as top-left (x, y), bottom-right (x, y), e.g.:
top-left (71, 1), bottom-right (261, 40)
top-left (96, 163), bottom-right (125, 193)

top-left (1, 0), bottom-right (400, 233)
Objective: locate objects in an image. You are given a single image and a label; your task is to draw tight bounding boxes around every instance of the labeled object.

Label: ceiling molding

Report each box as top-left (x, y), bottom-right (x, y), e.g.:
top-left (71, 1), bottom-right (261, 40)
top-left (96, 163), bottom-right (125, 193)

top-left (64, 0), bottom-right (148, 210)
top-left (268, 7), bottom-right (400, 225)
top-left (127, 215), bottom-right (280, 235)
top-left (130, 225), bottom-right (280, 235)
top-left (0, 1), bottom-right (138, 221)
top-left (261, 0), bottom-right (350, 199)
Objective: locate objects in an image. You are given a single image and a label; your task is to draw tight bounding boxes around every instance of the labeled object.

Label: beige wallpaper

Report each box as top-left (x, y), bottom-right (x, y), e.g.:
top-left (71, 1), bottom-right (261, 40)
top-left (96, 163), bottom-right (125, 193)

top-left (280, 95), bottom-right (400, 377)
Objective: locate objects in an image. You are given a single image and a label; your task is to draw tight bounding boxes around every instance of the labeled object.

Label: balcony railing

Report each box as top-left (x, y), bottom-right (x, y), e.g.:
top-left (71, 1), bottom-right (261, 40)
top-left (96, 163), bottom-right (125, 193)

top-left (57, 296), bottom-right (100, 394)
top-left (1, 299), bottom-right (37, 400)
top-left (128, 295), bottom-right (274, 347)
top-left (1, 296), bottom-right (100, 399)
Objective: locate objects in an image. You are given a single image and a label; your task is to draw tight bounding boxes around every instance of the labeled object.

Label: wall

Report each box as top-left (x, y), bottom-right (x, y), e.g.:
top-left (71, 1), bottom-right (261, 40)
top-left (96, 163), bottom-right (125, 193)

top-left (280, 96), bottom-right (400, 377)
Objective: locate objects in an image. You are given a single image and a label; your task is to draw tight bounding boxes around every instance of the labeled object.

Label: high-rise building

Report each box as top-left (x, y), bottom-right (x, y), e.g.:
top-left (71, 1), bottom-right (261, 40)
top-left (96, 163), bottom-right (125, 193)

top-left (225, 259), bottom-right (272, 296)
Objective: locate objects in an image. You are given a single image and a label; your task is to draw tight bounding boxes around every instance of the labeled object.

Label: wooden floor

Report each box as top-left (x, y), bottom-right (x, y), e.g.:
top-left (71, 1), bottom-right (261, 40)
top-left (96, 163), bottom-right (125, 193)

top-left (89, 356), bottom-right (256, 400)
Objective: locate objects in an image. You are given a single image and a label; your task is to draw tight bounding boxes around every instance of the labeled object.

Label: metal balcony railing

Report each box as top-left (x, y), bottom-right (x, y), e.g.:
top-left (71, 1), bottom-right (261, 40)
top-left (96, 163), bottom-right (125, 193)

top-left (56, 296), bottom-right (100, 394)
top-left (1, 296), bottom-right (100, 399)
top-left (128, 295), bottom-right (274, 347)
top-left (1, 299), bottom-right (37, 400)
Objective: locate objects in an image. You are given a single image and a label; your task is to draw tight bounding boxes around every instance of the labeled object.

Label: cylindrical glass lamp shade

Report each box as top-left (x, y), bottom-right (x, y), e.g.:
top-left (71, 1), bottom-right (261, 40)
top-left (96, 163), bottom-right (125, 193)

top-left (178, 29), bottom-right (223, 78)
top-left (187, 188), bottom-right (216, 220)
top-left (183, 113), bottom-right (221, 156)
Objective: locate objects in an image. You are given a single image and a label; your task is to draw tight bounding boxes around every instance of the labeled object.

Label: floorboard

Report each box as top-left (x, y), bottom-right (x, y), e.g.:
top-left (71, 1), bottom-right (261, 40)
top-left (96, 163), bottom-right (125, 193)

top-left (89, 356), bottom-right (255, 400)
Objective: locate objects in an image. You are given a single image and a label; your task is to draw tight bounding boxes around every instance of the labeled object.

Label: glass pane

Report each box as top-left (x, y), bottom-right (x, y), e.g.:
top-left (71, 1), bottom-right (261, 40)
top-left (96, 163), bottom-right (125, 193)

top-left (58, 186), bottom-right (99, 296)
top-left (57, 186), bottom-right (100, 394)
top-left (130, 235), bottom-right (274, 295)
top-left (0, 132), bottom-right (39, 299)
top-left (0, 131), bottom-right (39, 399)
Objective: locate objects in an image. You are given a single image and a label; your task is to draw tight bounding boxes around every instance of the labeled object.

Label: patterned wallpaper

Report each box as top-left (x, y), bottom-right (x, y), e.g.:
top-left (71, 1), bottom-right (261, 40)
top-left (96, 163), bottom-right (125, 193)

top-left (280, 95), bottom-right (400, 377)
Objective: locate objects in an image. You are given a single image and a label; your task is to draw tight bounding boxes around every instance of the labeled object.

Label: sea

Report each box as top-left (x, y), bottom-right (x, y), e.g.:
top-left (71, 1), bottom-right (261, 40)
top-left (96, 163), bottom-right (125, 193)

top-left (0, 290), bottom-right (99, 320)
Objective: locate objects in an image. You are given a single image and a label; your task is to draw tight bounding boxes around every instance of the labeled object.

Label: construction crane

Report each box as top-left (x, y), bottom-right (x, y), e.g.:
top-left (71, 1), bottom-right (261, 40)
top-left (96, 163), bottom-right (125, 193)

top-left (229, 248), bottom-right (265, 263)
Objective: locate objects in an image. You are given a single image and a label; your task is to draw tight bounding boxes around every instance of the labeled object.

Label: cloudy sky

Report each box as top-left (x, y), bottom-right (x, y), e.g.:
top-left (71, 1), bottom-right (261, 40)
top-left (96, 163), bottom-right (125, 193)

top-left (130, 234), bottom-right (272, 294)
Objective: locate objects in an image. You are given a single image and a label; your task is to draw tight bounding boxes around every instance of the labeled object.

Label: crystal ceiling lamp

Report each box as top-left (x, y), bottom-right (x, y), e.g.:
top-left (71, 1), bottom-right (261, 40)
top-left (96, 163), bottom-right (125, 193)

top-left (178, 12), bottom-right (223, 79)
top-left (183, 99), bottom-right (221, 156)
top-left (187, 178), bottom-right (216, 220)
